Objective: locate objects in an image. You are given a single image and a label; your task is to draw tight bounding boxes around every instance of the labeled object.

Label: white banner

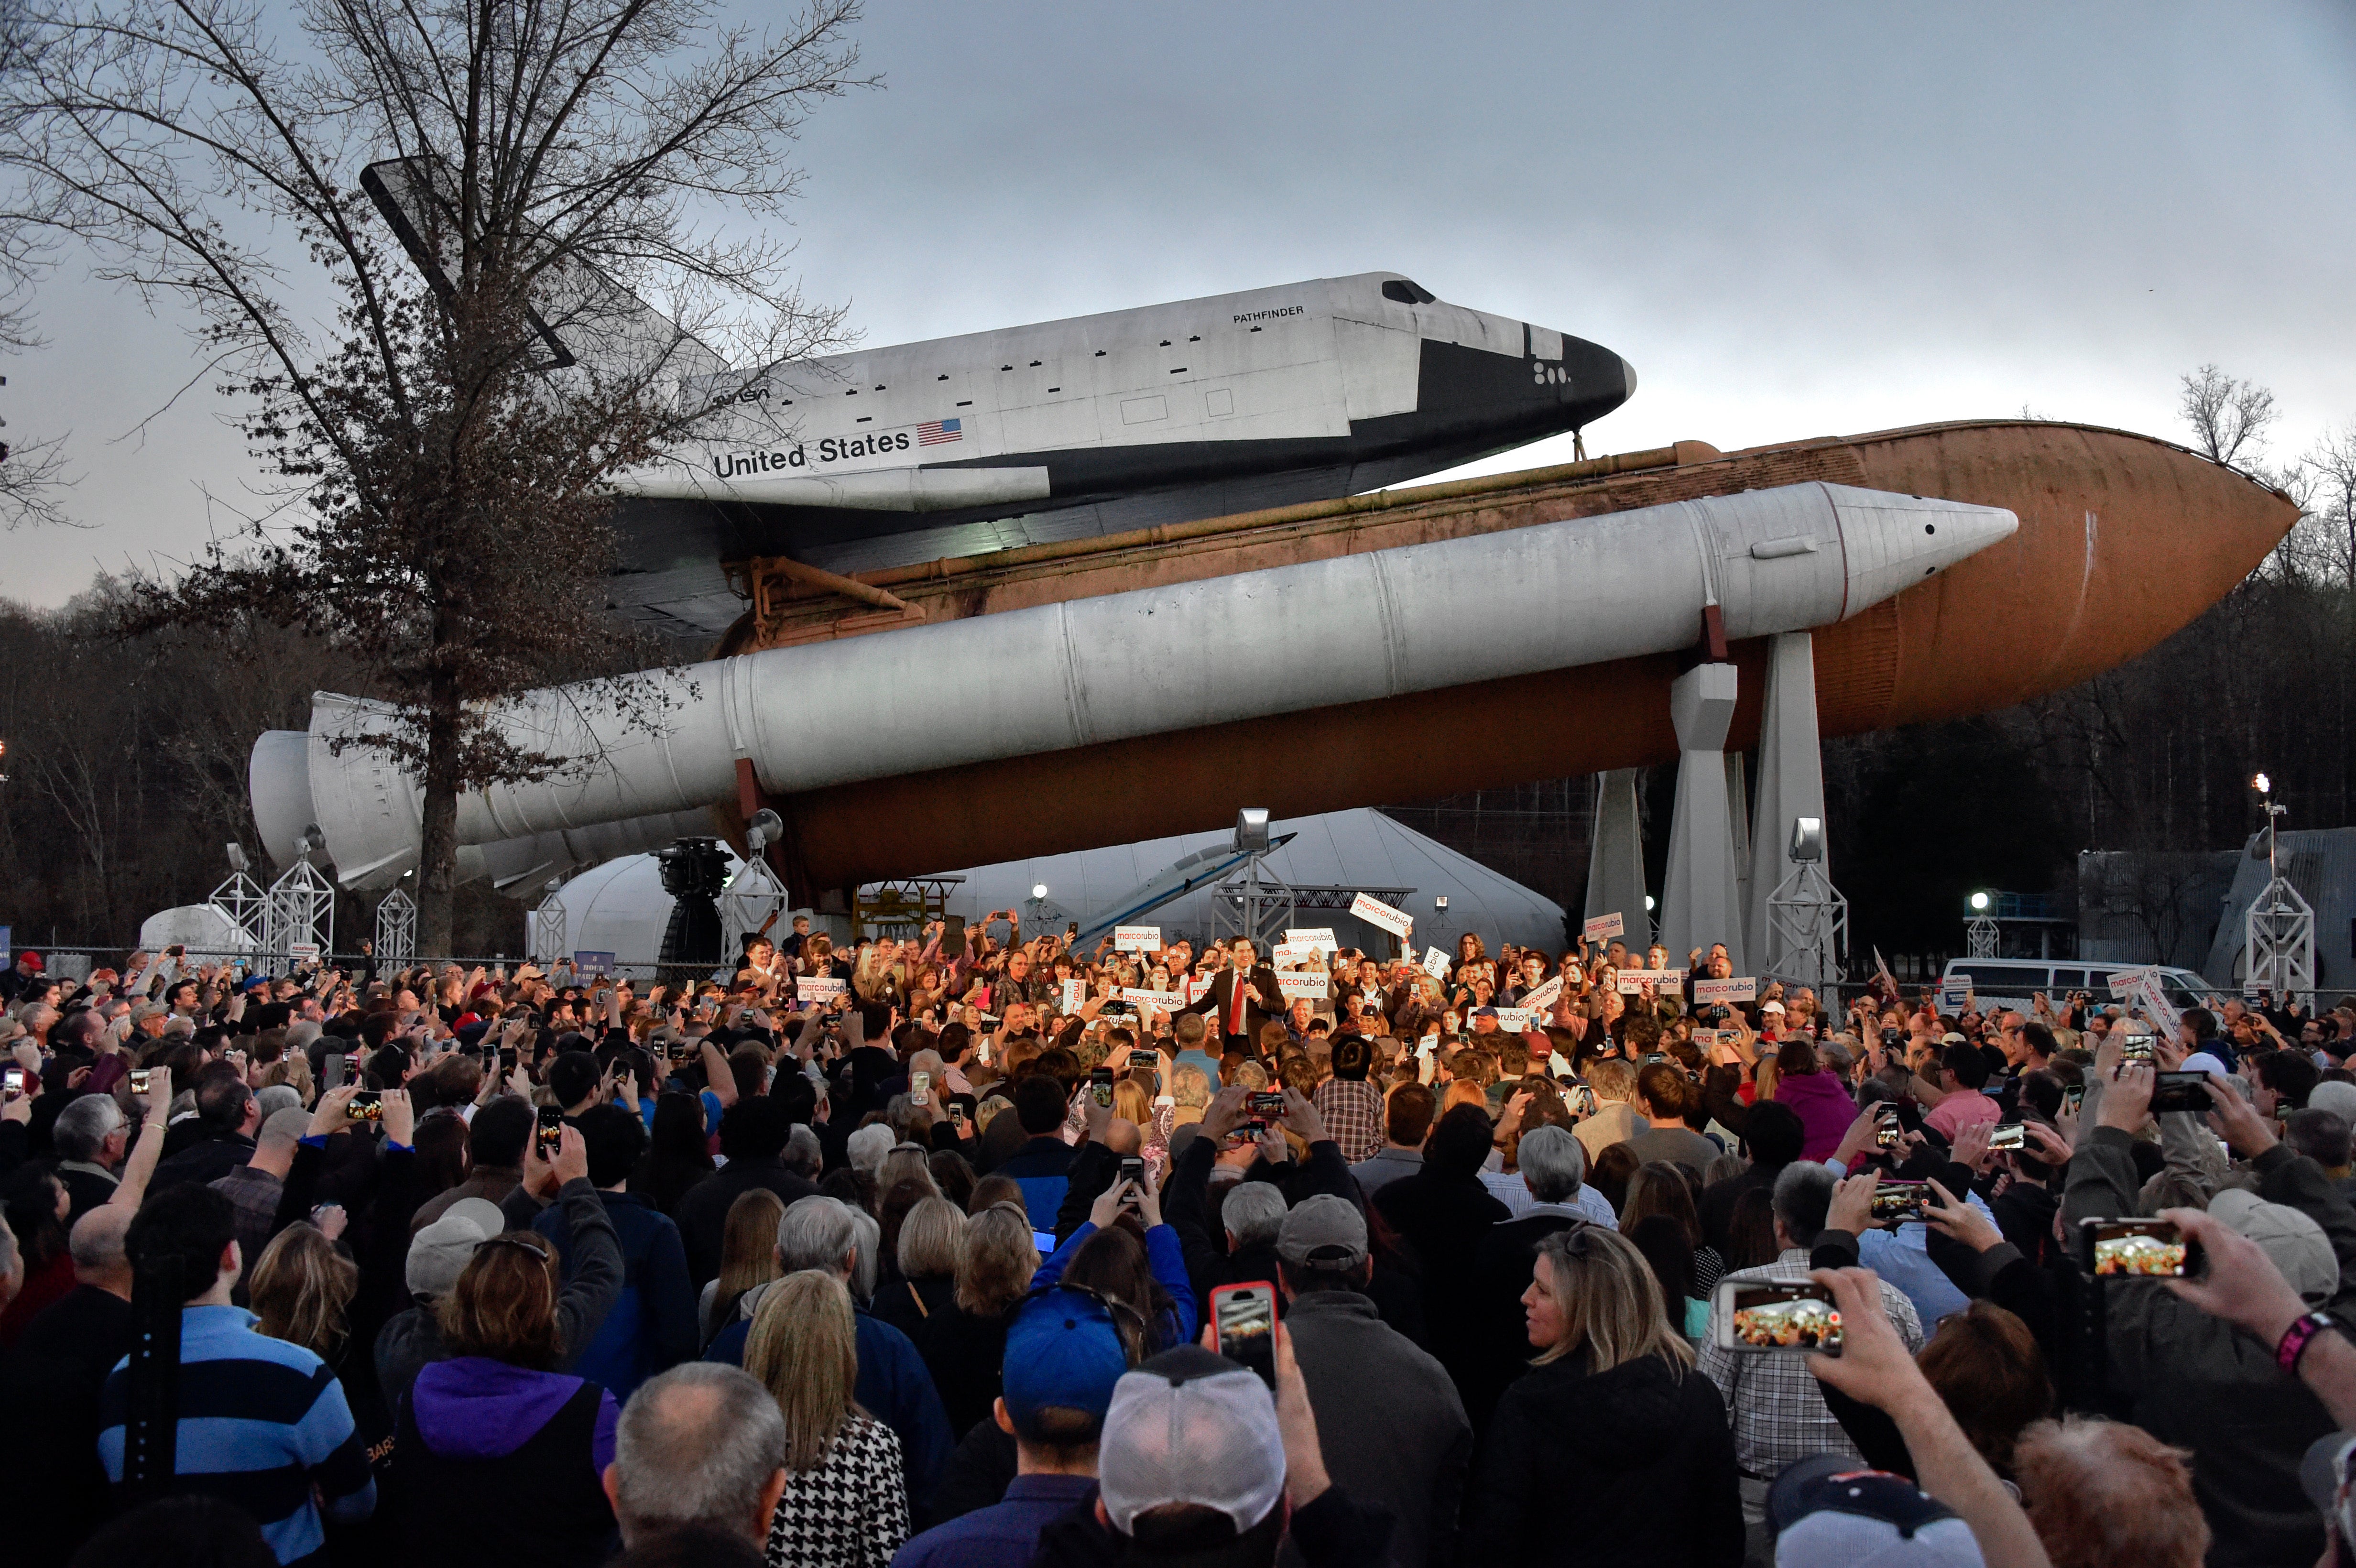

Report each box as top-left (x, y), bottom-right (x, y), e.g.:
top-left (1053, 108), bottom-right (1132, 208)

top-left (1348, 894), bottom-right (1413, 938)
top-left (1283, 927), bottom-right (1339, 953)
top-left (1582, 912), bottom-right (1625, 943)
top-left (2110, 966), bottom-right (2182, 1034)
top-left (1276, 973), bottom-right (1330, 1002)
top-left (1121, 988), bottom-right (1178, 1011)
top-left (1061, 979), bottom-right (1088, 1013)
top-left (1518, 974), bottom-right (1564, 1013)
top-left (1692, 977), bottom-right (1758, 1004)
top-left (795, 977), bottom-right (847, 1002)
top-left (1615, 968), bottom-right (1685, 994)
top-left (1113, 926), bottom-right (1162, 952)
top-left (1423, 946), bottom-right (1451, 980)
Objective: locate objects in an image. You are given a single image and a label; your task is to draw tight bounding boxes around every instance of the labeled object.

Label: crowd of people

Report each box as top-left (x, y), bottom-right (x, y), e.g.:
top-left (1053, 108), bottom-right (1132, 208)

top-left (1, 917), bottom-right (2355, 1568)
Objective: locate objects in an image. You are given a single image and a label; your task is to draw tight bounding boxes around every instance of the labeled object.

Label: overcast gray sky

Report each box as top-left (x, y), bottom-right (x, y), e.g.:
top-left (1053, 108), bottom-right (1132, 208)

top-left (11, 0), bottom-right (2354, 607)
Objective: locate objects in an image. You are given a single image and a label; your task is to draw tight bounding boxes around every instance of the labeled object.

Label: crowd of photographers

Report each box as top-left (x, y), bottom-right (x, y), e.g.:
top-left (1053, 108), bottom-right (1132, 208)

top-left (1, 920), bottom-right (2355, 1568)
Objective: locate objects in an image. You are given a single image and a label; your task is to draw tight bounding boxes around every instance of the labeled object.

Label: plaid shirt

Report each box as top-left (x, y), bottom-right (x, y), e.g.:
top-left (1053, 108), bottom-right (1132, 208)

top-left (208, 1164), bottom-right (285, 1282)
top-left (1697, 1249), bottom-right (1924, 1479)
top-left (1312, 1078), bottom-right (1385, 1165)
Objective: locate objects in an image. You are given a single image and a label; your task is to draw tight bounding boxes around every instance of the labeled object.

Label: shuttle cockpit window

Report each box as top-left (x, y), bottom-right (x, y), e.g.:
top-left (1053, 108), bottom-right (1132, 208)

top-left (1381, 279), bottom-right (1437, 305)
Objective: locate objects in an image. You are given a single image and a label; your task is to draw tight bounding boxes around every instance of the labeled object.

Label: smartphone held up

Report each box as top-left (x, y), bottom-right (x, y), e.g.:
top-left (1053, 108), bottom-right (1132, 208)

top-left (1715, 1280), bottom-right (1843, 1355)
top-left (1211, 1281), bottom-right (1278, 1388)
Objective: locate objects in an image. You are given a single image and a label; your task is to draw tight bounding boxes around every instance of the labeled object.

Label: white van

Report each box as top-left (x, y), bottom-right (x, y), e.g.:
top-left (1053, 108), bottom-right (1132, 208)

top-left (1936, 958), bottom-right (2227, 1016)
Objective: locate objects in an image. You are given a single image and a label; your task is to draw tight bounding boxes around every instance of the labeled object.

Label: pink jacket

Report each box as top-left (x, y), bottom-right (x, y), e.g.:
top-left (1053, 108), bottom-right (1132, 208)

top-left (1775, 1069), bottom-right (1859, 1163)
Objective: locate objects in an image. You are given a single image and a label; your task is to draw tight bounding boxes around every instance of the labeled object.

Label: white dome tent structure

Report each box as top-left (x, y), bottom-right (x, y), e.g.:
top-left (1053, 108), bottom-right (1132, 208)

top-left (544, 809), bottom-right (1567, 976)
top-left (941, 809), bottom-right (1567, 958)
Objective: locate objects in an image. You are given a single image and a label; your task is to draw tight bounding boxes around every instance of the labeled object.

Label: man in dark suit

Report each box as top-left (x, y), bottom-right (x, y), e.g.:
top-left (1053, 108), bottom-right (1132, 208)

top-left (1186, 937), bottom-right (1283, 1055)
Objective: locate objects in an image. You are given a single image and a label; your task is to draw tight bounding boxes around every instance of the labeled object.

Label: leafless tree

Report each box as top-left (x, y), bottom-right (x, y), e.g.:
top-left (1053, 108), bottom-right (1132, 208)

top-left (0, 0), bottom-right (71, 529)
top-left (3, 0), bottom-right (865, 953)
top-left (2301, 421), bottom-right (2356, 591)
top-left (2180, 363), bottom-right (2279, 471)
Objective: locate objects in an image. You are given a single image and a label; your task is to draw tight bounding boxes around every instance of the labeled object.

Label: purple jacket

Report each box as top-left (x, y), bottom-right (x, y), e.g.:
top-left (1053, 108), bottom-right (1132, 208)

top-left (1775, 1070), bottom-right (1858, 1163)
top-left (409, 1357), bottom-right (619, 1484)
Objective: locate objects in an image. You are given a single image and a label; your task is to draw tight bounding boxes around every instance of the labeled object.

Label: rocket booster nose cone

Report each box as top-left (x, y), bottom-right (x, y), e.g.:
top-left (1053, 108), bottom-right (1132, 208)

top-left (1820, 484), bottom-right (2018, 621)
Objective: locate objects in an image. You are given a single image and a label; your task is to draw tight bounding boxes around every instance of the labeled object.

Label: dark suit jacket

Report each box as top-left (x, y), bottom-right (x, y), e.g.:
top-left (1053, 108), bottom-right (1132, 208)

top-left (1186, 966), bottom-right (1284, 1041)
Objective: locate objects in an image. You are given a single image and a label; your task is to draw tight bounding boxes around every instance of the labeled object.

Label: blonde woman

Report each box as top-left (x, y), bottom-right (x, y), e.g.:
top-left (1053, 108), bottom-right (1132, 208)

top-left (1462, 1225), bottom-right (1741, 1563)
top-left (700, 1188), bottom-right (787, 1348)
top-left (248, 1222), bottom-right (359, 1359)
top-left (743, 1271), bottom-right (908, 1568)
top-left (916, 1200), bottom-right (1039, 1437)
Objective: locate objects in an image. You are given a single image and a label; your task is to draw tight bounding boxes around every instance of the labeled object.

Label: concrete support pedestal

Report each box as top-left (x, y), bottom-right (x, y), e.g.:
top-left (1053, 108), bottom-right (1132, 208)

top-left (1660, 663), bottom-right (1744, 969)
top-left (1584, 769), bottom-right (1651, 951)
top-left (1745, 632), bottom-right (1831, 974)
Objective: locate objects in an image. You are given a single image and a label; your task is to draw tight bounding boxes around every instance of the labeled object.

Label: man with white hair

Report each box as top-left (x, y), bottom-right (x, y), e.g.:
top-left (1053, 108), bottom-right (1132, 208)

top-left (603, 1363), bottom-right (790, 1551)
top-left (1463, 1125), bottom-right (1610, 1430)
top-left (52, 1093), bottom-right (131, 1221)
top-left (703, 1196), bottom-right (954, 1510)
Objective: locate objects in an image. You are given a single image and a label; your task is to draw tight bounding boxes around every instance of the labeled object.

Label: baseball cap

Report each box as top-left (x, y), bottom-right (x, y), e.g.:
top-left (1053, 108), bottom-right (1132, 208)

top-left (1940, 1032), bottom-right (1968, 1046)
top-left (404, 1198), bottom-right (507, 1300)
top-left (1761, 1000), bottom-right (1787, 1014)
top-left (2310, 1079), bottom-right (2356, 1125)
top-left (2209, 1187), bottom-right (2339, 1302)
top-left (2181, 1051), bottom-right (2232, 1078)
top-left (1099, 1345), bottom-right (1287, 1537)
top-left (1769, 1455), bottom-right (1984, 1567)
top-left (1001, 1287), bottom-right (1131, 1432)
top-left (1472, 1006), bottom-right (1499, 1019)
top-left (1276, 1194), bottom-right (1369, 1274)
top-left (17, 953), bottom-right (42, 971)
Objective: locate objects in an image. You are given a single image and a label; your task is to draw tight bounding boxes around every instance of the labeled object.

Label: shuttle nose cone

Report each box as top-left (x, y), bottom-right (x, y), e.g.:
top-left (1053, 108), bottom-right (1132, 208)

top-left (1619, 356), bottom-right (1638, 401)
top-left (1822, 484), bottom-right (2018, 620)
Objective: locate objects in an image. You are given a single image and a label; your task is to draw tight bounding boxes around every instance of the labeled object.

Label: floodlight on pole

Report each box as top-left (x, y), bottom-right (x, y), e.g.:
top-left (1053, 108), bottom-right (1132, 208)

top-left (1032, 883), bottom-right (1049, 900)
top-left (1965, 890), bottom-right (1999, 958)
top-left (2254, 772), bottom-right (2272, 795)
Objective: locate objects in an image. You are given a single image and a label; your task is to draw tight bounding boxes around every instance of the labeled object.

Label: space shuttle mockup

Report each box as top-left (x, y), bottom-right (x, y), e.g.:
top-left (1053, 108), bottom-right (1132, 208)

top-left (362, 161), bottom-right (1636, 635)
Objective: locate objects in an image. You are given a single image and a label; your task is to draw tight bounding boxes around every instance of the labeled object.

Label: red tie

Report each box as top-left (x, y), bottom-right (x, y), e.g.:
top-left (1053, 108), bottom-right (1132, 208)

top-left (1231, 974), bottom-right (1246, 1035)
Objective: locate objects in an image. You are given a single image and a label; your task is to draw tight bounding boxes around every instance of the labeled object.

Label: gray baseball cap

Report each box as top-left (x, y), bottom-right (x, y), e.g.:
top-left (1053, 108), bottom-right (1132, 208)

top-left (1275, 1193), bottom-right (1368, 1273)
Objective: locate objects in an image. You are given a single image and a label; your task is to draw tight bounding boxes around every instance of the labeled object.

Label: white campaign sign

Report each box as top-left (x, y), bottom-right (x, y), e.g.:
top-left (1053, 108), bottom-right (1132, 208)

top-left (1348, 894), bottom-right (1413, 938)
top-left (1187, 974), bottom-right (1214, 1003)
top-left (1121, 988), bottom-right (1178, 1011)
top-left (287, 942), bottom-right (321, 964)
top-left (1692, 977), bottom-right (1758, 1004)
top-left (2109, 966), bottom-right (2182, 1033)
top-left (1582, 912), bottom-right (1625, 943)
top-left (1423, 946), bottom-right (1450, 980)
top-left (1272, 942), bottom-right (1315, 968)
top-left (1492, 1007), bottom-right (1534, 1032)
top-left (1284, 928), bottom-right (1339, 953)
top-left (1615, 968), bottom-right (1685, 994)
top-left (1518, 975), bottom-right (1564, 1014)
top-left (1113, 926), bottom-right (1162, 952)
top-left (1277, 973), bottom-right (1330, 1001)
top-left (1940, 977), bottom-right (1973, 1010)
top-left (1061, 979), bottom-right (1088, 1013)
top-left (795, 977), bottom-right (847, 1002)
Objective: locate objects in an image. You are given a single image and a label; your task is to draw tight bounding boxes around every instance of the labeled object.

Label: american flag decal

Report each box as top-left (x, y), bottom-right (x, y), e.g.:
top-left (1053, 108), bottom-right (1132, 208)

top-left (917, 417), bottom-right (962, 446)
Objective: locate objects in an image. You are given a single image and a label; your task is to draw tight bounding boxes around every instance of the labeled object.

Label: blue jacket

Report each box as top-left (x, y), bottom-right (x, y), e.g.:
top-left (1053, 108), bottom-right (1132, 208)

top-left (708, 1296), bottom-right (954, 1510)
top-left (995, 1135), bottom-right (1079, 1232)
top-left (534, 1188), bottom-right (698, 1405)
top-left (1032, 1221), bottom-right (1198, 1351)
top-left (99, 1305), bottom-right (375, 1565)
top-left (891, 1474), bottom-right (1098, 1568)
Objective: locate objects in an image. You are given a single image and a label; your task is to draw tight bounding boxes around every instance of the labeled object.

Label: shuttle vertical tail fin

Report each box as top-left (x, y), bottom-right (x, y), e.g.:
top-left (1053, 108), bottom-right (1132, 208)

top-left (360, 157), bottom-right (733, 401)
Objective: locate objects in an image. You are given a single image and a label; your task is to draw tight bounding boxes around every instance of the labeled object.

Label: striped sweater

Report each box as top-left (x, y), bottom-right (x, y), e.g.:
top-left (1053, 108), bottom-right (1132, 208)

top-left (98, 1304), bottom-right (375, 1564)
